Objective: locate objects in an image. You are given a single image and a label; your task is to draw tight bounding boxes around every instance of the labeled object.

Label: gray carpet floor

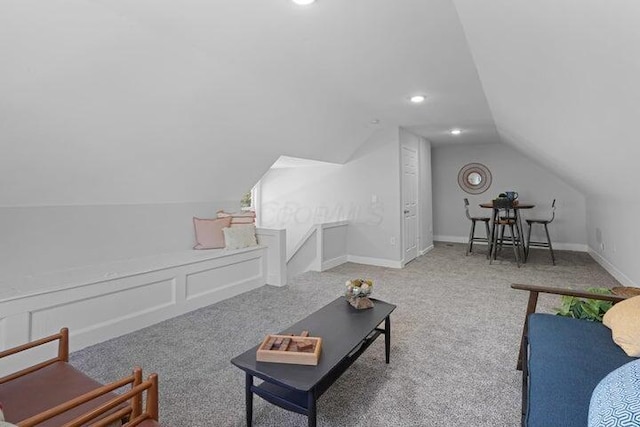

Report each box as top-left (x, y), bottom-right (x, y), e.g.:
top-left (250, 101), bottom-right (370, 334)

top-left (70, 243), bottom-right (621, 426)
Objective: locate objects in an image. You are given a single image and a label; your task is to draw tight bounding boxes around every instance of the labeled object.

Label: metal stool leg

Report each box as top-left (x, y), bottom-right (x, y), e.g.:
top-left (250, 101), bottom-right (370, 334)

top-left (526, 223), bottom-right (533, 262)
top-left (510, 224), bottom-right (521, 267)
top-left (466, 219), bottom-right (476, 256)
top-left (515, 213), bottom-right (526, 261)
top-left (490, 221), bottom-right (499, 264)
top-left (487, 221), bottom-right (498, 264)
top-left (544, 223), bottom-right (556, 265)
top-left (484, 221), bottom-right (491, 257)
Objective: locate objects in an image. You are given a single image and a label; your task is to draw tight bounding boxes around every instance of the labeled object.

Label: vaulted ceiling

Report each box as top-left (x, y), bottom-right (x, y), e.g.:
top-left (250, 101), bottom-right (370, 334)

top-left (452, 0), bottom-right (640, 197)
top-left (0, 0), bottom-right (636, 205)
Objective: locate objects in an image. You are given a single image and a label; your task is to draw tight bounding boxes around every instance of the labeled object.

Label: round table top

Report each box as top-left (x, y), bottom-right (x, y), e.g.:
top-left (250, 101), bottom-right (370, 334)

top-left (480, 202), bottom-right (535, 209)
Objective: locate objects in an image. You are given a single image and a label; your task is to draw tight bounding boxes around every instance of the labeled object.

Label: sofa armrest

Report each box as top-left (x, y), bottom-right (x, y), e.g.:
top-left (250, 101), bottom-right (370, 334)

top-left (511, 283), bottom-right (627, 303)
top-left (0, 328), bottom-right (69, 384)
top-left (511, 284), bottom-right (627, 371)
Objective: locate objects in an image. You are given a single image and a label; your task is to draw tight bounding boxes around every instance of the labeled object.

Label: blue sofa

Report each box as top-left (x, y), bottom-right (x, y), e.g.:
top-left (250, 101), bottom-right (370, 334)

top-left (512, 284), bottom-right (634, 427)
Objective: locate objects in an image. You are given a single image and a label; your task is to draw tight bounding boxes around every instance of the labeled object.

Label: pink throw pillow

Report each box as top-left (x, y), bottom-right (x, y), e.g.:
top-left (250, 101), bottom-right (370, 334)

top-left (193, 217), bottom-right (232, 249)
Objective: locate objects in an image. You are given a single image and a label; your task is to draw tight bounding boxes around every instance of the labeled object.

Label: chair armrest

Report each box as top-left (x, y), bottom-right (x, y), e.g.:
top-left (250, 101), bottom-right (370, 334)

top-left (0, 328), bottom-right (69, 384)
top-left (511, 283), bottom-right (627, 303)
top-left (88, 374), bottom-right (159, 427)
top-left (64, 372), bottom-right (159, 427)
top-left (16, 367), bottom-right (145, 427)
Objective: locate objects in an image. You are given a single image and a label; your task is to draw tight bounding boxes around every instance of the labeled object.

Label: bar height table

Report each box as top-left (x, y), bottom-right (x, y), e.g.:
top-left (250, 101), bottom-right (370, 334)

top-left (480, 201), bottom-right (535, 263)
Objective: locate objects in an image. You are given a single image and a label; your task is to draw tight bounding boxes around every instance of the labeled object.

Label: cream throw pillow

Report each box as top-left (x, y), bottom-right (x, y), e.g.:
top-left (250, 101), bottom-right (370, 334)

top-left (0, 406), bottom-right (18, 427)
top-left (223, 225), bottom-right (258, 250)
top-left (603, 295), bottom-right (640, 357)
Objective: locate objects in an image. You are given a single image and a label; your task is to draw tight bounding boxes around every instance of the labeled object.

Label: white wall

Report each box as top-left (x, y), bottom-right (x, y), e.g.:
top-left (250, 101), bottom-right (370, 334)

top-left (259, 165), bottom-right (343, 258)
top-left (452, 0), bottom-right (640, 284)
top-left (432, 142), bottom-right (587, 250)
top-left (0, 201), bottom-right (238, 279)
top-left (586, 198), bottom-right (640, 287)
top-left (260, 127), bottom-right (403, 265)
top-left (399, 128), bottom-right (434, 254)
top-left (452, 0), bottom-right (640, 200)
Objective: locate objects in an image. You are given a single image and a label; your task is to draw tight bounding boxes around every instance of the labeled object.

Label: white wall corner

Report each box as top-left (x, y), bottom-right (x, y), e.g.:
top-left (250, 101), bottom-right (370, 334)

top-left (319, 221), bottom-right (349, 271)
top-left (311, 224), bottom-right (323, 272)
top-left (321, 255), bottom-right (348, 271)
top-left (588, 247), bottom-right (638, 288)
top-left (419, 245), bottom-right (435, 256)
top-left (256, 228), bottom-right (288, 286)
top-left (347, 255), bottom-right (403, 269)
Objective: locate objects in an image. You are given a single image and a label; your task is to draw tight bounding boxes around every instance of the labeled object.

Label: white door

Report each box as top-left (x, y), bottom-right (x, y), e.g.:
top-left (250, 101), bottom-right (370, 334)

top-left (402, 146), bottom-right (418, 264)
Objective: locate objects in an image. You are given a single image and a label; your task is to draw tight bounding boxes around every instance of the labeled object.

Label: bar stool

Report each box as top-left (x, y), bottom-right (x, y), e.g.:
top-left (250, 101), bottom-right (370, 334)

top-left (464, 198), bottom-right (491, 256)
top-left (526, 199), bottom-right (556, 265)
top-left (490, 198), bottom-right (522, 267)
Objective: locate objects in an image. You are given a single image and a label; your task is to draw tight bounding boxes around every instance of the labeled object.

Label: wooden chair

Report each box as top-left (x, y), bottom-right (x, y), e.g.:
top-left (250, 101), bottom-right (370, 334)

top-left (0, 329), bottom-right (121, 426)
top-left (463, 198), bottom-right (491, 256)
top-left (17, 370), bottom-right (161, 427)
top-left (525, 199), bottom-right (556, 265)
top-left (490, 198), bottom-right (522, 267)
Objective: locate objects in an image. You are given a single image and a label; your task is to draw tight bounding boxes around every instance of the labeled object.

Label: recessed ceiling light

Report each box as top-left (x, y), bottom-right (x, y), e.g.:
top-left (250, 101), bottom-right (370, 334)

top-left (292, 0), bottom-right (316, 5)
top-left (450, 128), bottom-right (462, 135)
top-left (410, 95), bottom-right (426, 104)
top-left (371, 119), bottom-right (380, 124)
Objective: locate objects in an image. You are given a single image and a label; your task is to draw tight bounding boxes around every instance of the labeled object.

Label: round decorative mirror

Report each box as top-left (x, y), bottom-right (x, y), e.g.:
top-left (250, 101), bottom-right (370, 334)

top-left (458, 163), bottom-right (492, 194)
top-left (467, 172), bottom-right (482, 186)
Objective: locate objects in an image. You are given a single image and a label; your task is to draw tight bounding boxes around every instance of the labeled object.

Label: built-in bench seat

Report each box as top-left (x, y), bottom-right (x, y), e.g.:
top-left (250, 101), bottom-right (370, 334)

top-left (0, 246), bottom-right (267, 302)
top-left (0, 228), bottom-right (286, 375)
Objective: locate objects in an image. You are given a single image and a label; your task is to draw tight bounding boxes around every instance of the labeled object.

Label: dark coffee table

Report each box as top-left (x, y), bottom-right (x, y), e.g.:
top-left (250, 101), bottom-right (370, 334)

top-left (231, 297), bottom-right (396, 427)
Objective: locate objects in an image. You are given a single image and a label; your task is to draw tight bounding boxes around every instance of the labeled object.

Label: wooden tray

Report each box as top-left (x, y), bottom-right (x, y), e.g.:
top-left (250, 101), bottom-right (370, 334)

top-left (256, 332), bottom-right (322, 366)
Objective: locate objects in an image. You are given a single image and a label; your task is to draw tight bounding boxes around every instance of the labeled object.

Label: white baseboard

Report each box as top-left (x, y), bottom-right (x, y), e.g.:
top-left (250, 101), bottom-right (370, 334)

top-left (419, 245), bottom-right (435, 256)
top-left (434, 235), bottom-right (470, 244)
top-left (588, 247), bottom-right (637, 287)
top-left (433, 235), bottom-right (588, 252)
top-left (346, 255), bottom-right (403, 269)
top-left (321, 255), bottom-right (348, 271)
top-left (552, 243), bottom-right (588, 252)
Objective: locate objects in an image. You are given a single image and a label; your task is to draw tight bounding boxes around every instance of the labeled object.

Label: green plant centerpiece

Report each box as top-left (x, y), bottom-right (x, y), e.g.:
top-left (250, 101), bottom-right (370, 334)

top-left (345, 279), bottom-right (374, 310)
top-left (555, 287), bottom-right (613, 322)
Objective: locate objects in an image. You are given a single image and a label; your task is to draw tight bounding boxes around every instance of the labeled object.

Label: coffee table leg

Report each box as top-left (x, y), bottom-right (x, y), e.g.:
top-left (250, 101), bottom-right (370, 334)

top-left (246, 373), bottom-right (253, 426)
top-left (307, 390), bottom-right (317, 427)
top-left (385, 315), bottom-right (391, 364)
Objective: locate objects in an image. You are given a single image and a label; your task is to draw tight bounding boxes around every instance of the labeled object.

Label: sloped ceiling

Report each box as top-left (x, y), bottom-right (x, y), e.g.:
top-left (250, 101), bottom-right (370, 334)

top-left (0, 0), bottom-right (495, 206)
top-left (452, 0), bottom-right (640, 197)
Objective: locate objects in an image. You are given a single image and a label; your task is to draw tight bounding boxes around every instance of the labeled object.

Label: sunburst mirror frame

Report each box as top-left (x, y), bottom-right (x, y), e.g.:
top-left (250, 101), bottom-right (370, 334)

top-left (457, 163), bottom-right (492, 195)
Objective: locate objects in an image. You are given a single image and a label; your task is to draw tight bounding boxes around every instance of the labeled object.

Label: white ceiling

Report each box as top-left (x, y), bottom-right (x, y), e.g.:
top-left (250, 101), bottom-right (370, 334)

top-left (2, 0), bottom-right (635, 205)
top-left (0, 0), bottom-right (496, 205)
